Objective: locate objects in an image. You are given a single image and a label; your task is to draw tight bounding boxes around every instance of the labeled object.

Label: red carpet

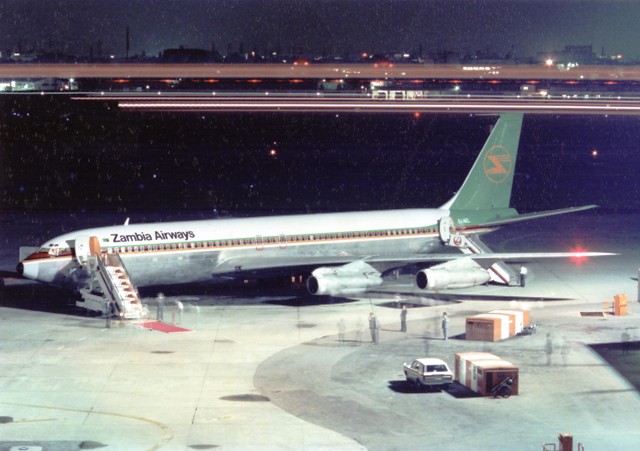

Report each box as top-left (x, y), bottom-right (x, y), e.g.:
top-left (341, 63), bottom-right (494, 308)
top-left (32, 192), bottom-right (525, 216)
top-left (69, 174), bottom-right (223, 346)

top-left (138, 321), bottom-right (191, 333)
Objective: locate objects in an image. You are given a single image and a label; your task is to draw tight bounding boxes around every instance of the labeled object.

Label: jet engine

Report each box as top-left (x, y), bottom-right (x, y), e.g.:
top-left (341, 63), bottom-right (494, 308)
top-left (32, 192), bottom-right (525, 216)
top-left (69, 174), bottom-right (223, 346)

top-left (307, 264), bottom-right (382, 296)
top-left (416, 267), bottom-right (490, 290)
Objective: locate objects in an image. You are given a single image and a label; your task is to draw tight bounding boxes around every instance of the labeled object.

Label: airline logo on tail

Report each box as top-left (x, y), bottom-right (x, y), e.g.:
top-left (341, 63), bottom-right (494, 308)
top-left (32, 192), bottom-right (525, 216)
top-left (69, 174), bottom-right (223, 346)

top-left (484, 145), bottom-right (512, 183)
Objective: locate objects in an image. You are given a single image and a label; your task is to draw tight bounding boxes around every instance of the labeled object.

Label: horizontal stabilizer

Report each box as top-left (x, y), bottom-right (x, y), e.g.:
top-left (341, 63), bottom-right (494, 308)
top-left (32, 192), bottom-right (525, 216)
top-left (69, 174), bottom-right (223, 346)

top-left (474, 205), bottom-right (598, 227)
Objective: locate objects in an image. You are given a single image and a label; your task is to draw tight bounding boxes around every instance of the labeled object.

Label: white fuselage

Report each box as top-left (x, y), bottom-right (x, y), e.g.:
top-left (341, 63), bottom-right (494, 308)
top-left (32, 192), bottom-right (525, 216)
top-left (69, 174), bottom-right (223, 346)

top-left (20, 208), bottom-right (461, 288)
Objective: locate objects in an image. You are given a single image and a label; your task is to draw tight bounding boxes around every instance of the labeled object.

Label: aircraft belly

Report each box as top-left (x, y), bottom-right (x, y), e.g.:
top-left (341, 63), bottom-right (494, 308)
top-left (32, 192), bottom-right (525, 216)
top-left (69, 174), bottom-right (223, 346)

top-left (120, 251), bottom-right (219, 286)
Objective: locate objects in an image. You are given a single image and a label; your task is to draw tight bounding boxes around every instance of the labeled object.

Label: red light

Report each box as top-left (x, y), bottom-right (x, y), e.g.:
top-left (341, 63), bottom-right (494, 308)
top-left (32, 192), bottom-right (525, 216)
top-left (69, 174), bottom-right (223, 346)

top-left (413, 112), bottom-right (421, 119)
top-left (570, 246), bottom-right (589, 264)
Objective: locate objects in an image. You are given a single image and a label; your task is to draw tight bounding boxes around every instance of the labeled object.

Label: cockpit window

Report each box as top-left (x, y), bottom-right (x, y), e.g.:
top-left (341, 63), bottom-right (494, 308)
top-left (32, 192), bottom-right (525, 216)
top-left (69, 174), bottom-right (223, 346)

top-left (42, 245), bottom-right (70, 257)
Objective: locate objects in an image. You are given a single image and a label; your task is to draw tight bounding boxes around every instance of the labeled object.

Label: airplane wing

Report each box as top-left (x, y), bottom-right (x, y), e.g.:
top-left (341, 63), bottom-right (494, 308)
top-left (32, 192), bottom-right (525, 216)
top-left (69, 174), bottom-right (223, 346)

top-left (371, 250), bottom-right (615, 266)
top-left (212, 250), bottom-right (615, 274)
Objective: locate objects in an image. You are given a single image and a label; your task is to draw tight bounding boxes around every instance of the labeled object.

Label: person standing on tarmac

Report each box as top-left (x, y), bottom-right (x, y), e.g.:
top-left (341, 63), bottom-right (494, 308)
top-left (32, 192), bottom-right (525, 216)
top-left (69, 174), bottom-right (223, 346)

top-left (442, 312), bottom-right (449, 340)
top-left (520, 266), bottom-right (528, 287)
top-left (545, 333), bottom-right (554, 365)
top-left (622, 329), bottom-right (631, 355)
top-left (369, 312), bottom-right (379, 344)
top-left (400, 305), bottom-right (407, 332)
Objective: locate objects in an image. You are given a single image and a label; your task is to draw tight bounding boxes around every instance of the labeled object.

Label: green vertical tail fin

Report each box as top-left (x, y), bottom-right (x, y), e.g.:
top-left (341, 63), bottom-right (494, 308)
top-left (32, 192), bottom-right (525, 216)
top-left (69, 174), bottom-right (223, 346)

top-left (441, 113), bottom-right (523, 217)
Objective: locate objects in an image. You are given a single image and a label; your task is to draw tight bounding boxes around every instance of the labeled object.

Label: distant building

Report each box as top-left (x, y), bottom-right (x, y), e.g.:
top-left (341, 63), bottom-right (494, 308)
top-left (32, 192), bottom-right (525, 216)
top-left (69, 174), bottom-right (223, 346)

top-left (561, 45), bottom-right (596, 64)
top-left (161, 46), bottom-right (221, 63)
top-left (9, 52), bottom-right (38, 62)
top-left (0, 78), bottom-right (73, 92)
top-left (538, 44), bottom-right (596, 65)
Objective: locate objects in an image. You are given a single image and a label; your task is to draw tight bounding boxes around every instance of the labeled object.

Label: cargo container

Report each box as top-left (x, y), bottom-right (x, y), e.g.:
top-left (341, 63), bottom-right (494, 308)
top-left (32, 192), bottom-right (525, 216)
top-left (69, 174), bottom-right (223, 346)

top-left (455, 352), bottom-right (519, 396)
top-left (614, 294), bottom-right (627, 316)
top-left (490, 309), bottom-right (530, 335)
top-left (465, 309), bottom-right (530, 341)
top-left (465, 314), bottom-right (508, 341)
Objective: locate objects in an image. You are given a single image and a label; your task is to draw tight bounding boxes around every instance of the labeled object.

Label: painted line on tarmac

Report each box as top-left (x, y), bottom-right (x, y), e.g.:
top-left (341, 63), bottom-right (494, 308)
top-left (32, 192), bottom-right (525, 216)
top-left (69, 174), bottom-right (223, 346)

top-left (0, 401), bottom-right (173, 451)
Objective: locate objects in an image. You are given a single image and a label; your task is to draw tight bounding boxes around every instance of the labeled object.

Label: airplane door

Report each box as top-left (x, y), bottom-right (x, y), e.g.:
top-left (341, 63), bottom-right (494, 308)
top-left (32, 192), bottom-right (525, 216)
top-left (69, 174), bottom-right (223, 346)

top-left (438, 217), bottom-right (455, 244)
top-left (255, 235), bottom-right (264, 251)
top-left (279, 234), bottom-right (287, 249)
top-left (75, 235), bottom-right (101, 265)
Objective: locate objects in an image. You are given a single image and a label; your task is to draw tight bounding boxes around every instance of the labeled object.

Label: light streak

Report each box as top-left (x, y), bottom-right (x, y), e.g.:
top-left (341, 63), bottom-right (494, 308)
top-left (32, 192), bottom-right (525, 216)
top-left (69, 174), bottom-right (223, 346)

top-left (117, 99), bottom-right (640, 114)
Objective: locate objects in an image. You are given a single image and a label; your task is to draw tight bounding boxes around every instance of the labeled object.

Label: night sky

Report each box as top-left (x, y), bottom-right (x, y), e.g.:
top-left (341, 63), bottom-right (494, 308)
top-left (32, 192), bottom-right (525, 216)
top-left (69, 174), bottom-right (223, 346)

top-left (2, 0), bottom-right (640, 60)
top-left (1, 95), bottom-right (640, 217)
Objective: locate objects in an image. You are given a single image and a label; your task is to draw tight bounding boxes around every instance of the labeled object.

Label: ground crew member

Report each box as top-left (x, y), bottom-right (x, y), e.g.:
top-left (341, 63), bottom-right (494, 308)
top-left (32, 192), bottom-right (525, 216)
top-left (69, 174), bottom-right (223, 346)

top-left (442, 312), bottom-right (449, 340)
top-left (400, 305), bottom-right (407, 332)
top-left (520, 266), bottom-right (528, 287)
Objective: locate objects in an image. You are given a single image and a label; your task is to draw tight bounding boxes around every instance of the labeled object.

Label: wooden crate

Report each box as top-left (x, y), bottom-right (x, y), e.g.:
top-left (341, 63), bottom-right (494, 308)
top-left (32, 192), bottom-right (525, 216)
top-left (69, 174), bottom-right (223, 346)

top-left (465, 314), bottom-right (508, 341)
top-left (455, 352), bottom-right (519, 396)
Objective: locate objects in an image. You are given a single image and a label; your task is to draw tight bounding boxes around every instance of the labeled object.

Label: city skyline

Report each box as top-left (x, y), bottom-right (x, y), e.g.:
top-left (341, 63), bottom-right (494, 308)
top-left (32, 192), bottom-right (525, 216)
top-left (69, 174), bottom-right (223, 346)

top-left (1, 0), bottom-right (640, 61)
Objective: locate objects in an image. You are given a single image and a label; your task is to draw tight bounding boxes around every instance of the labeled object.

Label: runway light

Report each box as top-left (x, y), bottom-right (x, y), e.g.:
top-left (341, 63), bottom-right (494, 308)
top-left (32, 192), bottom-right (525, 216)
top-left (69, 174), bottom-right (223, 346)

top-left (591, 149), bottom-right (599, 158)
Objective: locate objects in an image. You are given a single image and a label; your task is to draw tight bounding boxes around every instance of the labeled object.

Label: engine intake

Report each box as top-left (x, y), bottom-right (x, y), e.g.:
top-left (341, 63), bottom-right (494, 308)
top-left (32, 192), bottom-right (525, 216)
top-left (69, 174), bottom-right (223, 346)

top-left (307, 266), bottom-right (382, 296)
top-left (416, 267), bottom-right (490, 290)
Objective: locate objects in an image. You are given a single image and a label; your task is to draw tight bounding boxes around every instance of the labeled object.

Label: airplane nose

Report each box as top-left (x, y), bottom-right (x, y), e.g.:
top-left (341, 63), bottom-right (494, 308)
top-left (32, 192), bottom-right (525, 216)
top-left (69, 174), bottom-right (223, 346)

top-left (16, 262), bottom-right (24, 275)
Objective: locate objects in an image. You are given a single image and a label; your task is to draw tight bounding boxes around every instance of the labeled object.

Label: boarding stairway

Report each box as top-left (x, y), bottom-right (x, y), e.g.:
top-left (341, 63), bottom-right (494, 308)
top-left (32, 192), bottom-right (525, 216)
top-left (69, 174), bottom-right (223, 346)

top-left (77, 253), bottom-right (145, 319)
top-left (439, 217), bottom-right (520, 286)
top-left (460, 235), bottom-right (520, 285)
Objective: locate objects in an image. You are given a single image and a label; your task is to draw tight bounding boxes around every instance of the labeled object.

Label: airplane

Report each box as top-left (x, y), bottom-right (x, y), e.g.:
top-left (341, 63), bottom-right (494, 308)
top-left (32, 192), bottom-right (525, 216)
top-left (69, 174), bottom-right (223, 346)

top-left (16, 113), bottom-right (611, 315)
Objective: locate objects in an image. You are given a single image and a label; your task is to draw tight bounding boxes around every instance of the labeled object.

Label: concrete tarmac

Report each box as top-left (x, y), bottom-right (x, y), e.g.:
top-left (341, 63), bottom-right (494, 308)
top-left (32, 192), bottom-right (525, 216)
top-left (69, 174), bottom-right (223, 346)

top-left (1, 211), bottom-right (639, 450)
